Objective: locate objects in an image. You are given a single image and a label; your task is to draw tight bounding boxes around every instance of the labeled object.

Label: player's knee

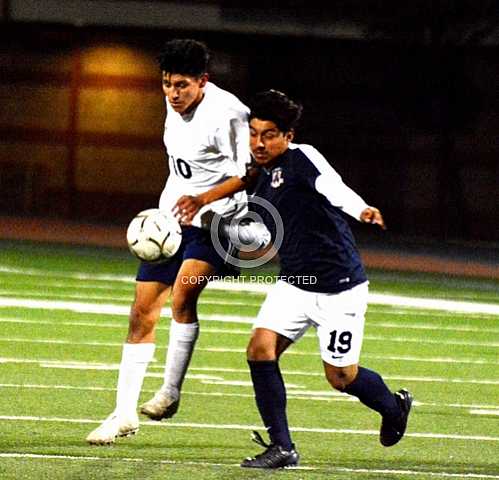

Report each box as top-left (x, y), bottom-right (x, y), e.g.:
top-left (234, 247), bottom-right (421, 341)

top-left (246, 341), bottom-right (275, 361)
top-left (171, 290), bottom-right (197, 321)
top-left (326, 368), bottom-right (357, 391)
top-left (128, 302), bottom-right (158, 340)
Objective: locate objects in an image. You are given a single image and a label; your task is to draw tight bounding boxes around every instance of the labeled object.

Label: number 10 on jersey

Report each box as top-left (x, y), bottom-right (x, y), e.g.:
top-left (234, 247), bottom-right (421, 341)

top-left (170, 155), bottom-right (192, 179)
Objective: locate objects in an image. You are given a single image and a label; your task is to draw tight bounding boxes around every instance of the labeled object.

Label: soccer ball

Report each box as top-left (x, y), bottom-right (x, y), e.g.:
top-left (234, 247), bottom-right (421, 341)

top-left (126, 209), bottom-right (182, 263)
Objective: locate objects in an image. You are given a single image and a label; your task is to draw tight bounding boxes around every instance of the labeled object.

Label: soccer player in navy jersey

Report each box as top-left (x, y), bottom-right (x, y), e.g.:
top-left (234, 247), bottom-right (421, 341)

top-left (238, 90), bottom-right (413, 468)
top-left (180, 89), bottom-right (413, 469)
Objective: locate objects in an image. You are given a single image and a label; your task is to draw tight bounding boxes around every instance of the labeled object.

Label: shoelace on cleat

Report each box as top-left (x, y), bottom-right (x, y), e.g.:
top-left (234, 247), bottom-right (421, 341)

top-left (251, 430), bottom-right (271, 449)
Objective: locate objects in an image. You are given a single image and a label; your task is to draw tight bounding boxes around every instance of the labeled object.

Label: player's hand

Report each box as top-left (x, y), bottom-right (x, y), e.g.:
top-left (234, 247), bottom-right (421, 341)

top-left (173, 195), bottom-right (204, 225)
top-left (360, 207), bottom-right (386, 230)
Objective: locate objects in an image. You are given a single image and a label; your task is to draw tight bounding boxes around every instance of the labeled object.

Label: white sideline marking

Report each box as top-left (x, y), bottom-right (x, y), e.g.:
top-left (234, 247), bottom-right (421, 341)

top-left (1, 343), bottom-right (497, 367)
top-left (4, 287), bottom-right (499, 319)
top-left (1, 415), bottom-right (498, 442)
top-left (215, 283), bottom-right (499, 316)
top-left (2, 337), bottom-right (499, 380)
top-left (370, 308), bottom-right (497, 319)
top-left (0, 289), bottom-right (261, 308)
top-left (0, 266), bottom-right (134, 283)
top-left (1, 328), bottom-right (498, 350)
top-left (40, 360), bottom-right (499, 386)
top-left (365, 336), bottom-right (499, 348)
top-left (0, 297), bottom-right (255, 324)
top-left (4, 381), bottom-right (499, 410)
top-left (2, 345), bottom-right (499, 382)
top-left (1, 453), bottom-right (498, 478)
top-left (3, 316), bottom-right (499, 339)
top-left (0, 316), bottom-right (251, 335)
top-left (470, 409), bottom-right (499, 416)
top-left (367, 321), bottom-right (499, 334)
top-left (1, 298), bottom-right (499, 348)
top-left (1, 264), bottom-right (499, 314)
top-left (0, 383), bottom-right (344, 403)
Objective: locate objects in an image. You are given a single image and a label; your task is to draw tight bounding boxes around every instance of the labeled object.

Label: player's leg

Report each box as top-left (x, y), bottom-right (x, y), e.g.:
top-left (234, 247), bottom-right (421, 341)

top-left (140, 258), bottom-right (216, 420)
top-left (86, 280), bottom-right (171, 445)
top-left (315, 281), bottom-right (413, 447)
top-left (241, 281), bottom-right (309, 469)
top-left (245, 328), bottom-right (294, 450)
top-left (324, 362), bottom-right (412, 446)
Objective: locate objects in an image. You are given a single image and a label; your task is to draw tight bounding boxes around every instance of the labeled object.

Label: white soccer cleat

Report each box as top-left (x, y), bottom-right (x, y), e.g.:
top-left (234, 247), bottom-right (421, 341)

top-left (86, 412), bottom-right (139, 445)
top-left (140, 391), bottom-right (179, 421)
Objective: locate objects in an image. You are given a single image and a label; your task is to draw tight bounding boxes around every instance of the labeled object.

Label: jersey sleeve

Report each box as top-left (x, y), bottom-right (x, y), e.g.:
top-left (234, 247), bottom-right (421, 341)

top-left (300, 145), bottom-right (369, 221)
top-left (214, 107), bottom-right (251, 178)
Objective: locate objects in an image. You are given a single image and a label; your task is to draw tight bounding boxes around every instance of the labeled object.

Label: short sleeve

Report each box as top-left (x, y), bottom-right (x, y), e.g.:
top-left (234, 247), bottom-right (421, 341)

top-left (214, 107), bottom-right (251, 177)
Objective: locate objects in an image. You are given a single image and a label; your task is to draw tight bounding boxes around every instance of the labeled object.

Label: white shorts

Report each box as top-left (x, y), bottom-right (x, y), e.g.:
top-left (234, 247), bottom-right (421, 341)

top-left (253, 280), bottom-right (369, 367)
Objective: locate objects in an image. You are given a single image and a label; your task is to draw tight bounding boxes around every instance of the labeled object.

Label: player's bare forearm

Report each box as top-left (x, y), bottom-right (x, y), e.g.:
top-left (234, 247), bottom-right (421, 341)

top-left (174, 175), bottom-right (249, 224)
top-left (200, 176), bottom-right (248, 205)
top-left (360, 207), bottom-right (386, 230)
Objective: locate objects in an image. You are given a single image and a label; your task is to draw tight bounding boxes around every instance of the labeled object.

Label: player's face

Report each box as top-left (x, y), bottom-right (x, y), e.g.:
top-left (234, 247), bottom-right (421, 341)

top-left (249, 118), bottom-right (294, 167)
top-left (162, 72), bottom-right (208, 115)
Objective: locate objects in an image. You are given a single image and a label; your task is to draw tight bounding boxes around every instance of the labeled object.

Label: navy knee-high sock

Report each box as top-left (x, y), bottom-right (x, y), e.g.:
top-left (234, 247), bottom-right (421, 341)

top-left (247, 360), bottom-right (293, 450)
top-left (343, 366), bottom-right (400, 419)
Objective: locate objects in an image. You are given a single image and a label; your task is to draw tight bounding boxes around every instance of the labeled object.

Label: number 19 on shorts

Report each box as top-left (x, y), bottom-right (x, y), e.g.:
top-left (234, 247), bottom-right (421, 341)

top-left (327, 330), bottom-right (352, 356)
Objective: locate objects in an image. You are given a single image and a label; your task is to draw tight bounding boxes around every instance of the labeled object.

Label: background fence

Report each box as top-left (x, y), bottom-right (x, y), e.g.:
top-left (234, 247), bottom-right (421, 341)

top-left (1, 1), bottom-right (498, 244)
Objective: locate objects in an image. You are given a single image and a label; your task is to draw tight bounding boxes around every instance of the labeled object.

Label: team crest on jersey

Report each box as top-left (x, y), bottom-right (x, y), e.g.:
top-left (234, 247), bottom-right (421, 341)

top-left (271, 167), bottom-right (284, 188)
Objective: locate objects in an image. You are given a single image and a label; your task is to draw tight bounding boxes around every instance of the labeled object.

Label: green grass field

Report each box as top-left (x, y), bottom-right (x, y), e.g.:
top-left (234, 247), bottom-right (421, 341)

top-left (0, 240), bottom-right (498, 479)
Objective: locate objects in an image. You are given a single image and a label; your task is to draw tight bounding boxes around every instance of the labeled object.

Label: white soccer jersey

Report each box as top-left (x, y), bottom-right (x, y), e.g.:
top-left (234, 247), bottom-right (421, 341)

top-left (158, 82), bottom-right (250, 226)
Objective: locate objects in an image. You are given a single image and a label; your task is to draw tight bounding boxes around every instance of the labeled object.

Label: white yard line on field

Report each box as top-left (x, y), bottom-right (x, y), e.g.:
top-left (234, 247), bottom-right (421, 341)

top-left (2, 314), bottom-right (499, 335)
top-left (0, 290), bottom-right (261, 307)
top-left (1, 330), bottom-right (499, 370)
top-left (469, 410), bottom-right (499, 416)
top-left (1, 298), bottom-right (499, 348)
top-left (1, 264), bottom-right (499, 315)
top-left (0, 266), bottom-right (134, 283)
top-left (365, 322), bottom-right (499, 334)
top-left (0, 297), bottom-right (254, 323)
top-left (1, 415), bottom-right (498, 443)
top-left (0, 324), bottom-right (496, 365)
top-left (1, 335), bottom-right (499, 376)
top-left (1, 453), bottom-right (498, 479)
top-left (2, 316), bottom-right (499, 351)
top-left (1, 380), bottom-right (499, 410)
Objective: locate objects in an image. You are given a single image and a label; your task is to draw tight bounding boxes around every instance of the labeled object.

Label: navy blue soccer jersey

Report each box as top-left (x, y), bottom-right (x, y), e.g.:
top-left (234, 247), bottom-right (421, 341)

top-left (251, 143), bottom-right (369, 294)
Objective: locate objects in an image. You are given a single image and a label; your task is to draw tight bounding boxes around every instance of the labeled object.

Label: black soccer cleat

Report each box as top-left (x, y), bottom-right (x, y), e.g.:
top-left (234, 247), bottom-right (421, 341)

top-left (241, 431), bottom-right (299, 469)
top-left (380, 388), bottom-right (413, 447)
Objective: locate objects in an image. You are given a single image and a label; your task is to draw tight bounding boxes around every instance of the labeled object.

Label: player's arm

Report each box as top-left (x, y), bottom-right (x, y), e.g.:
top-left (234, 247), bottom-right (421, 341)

top-left (317, 173), bottom-right (386, 229)
top-left (303, 146), bottom-right (386, 229)
top-left (174, 163), bottom-right (259, 224)
top-left (175, 175), bottom-right (244, 222)
top-left (318, 174), bottom-right (386, 229)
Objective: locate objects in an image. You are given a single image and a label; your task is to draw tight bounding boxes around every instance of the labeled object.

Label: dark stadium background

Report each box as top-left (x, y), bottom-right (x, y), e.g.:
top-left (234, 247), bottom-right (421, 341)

top-left (1, 1), bottom-right (498, 256)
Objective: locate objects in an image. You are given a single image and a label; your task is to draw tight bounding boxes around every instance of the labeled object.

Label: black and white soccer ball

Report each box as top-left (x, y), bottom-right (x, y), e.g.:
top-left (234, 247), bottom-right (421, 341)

top-left (126, 208), bottom-right (182, 263)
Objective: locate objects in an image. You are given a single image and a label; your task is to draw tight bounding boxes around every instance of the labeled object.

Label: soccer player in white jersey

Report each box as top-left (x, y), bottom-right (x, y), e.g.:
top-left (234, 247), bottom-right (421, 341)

top-left (86, 39), bottom-right (267, 445)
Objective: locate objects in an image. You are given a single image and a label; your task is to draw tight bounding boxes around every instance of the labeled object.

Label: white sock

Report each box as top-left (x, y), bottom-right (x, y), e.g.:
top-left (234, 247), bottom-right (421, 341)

top-left (115, 343), bottom-right (155, 417)
top-left (160, 320), bottom-right (199, 400)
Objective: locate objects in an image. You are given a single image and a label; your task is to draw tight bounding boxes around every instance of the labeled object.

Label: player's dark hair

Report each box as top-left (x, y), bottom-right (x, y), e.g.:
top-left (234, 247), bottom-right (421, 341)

top-left (249, 90), bottom-right (303, 133)
top-left (158, 39), bottom-right (209, 77)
